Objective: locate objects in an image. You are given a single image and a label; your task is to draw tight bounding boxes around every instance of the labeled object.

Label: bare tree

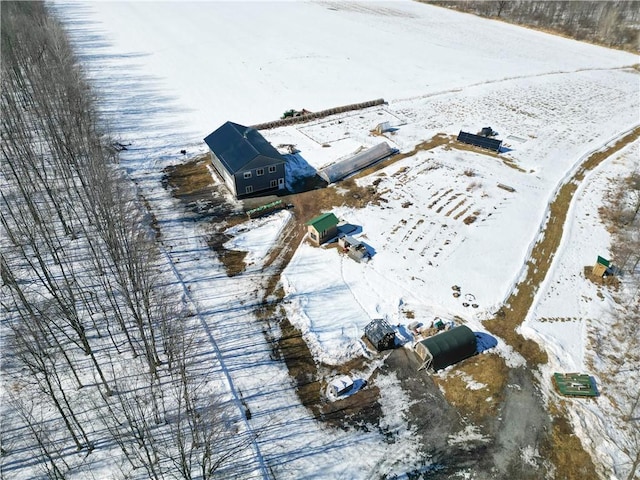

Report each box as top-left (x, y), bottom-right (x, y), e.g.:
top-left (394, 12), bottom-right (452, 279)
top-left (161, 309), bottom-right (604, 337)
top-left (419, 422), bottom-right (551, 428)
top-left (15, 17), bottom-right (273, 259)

top-left (5, 393), bottom-right (71, 480)
top-left (2, 3), bottom-right (247, 478)
top-left (426, 1), bottom-right (640, 52)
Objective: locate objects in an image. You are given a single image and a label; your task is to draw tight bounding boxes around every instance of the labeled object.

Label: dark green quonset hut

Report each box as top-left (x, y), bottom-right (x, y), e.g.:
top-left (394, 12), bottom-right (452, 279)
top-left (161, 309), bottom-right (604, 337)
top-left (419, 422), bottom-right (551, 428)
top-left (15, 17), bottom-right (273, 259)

top-left (414, 325), bottom-right (477, 371)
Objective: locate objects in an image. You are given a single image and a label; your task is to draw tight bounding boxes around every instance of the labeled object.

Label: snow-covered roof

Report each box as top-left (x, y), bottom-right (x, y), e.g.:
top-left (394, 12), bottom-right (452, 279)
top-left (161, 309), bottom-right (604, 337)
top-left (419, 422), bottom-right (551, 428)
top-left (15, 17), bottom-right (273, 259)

top-left (329, 375), bottom-right (354, 395)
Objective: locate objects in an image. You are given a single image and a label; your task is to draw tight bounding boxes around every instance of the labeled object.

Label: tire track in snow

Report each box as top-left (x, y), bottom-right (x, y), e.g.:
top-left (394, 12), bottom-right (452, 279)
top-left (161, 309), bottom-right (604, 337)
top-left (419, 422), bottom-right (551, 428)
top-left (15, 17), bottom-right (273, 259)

top-left (391, 65), bottom-right (638, 103)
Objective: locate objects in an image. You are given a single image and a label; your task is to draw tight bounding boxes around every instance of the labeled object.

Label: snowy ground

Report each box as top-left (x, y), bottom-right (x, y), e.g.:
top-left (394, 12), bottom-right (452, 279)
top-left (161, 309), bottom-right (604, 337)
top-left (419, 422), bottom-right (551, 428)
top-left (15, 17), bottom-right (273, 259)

top-left (50, 1), bottom-right (640, 478)
top-left (523, 139), bottom-right (640, 479)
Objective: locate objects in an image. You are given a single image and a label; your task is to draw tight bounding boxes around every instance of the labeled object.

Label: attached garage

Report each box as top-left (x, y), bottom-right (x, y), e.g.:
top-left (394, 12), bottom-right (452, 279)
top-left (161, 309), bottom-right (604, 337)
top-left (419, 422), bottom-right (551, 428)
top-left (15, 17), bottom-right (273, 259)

top-left (414, 325), bottom-right (477, 371)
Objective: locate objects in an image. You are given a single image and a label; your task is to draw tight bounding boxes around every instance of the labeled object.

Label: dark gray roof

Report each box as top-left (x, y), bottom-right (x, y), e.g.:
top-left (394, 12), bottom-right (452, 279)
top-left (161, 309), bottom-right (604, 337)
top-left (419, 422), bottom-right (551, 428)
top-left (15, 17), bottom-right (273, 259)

top-left (204, 122), bottom-right (285, 175)
top-left (457, 131), bottom-right (502, 153)
top-left (418, 325), bottom-right (477, 371)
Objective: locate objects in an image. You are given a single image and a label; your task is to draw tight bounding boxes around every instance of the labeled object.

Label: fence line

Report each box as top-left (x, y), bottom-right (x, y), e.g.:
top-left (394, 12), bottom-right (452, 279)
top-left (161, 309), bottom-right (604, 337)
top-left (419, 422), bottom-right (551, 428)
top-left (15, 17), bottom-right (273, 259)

top-left (251, 98), bottom-right (386, 130)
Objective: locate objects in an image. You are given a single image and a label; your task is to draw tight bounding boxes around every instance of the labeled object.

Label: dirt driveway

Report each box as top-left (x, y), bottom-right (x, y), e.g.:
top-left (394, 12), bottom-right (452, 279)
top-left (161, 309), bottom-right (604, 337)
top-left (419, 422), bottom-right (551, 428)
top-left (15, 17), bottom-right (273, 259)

top-left (381, 348), bottom-right (552, 479)
top-left (165, 156), bottom-right (555, 479)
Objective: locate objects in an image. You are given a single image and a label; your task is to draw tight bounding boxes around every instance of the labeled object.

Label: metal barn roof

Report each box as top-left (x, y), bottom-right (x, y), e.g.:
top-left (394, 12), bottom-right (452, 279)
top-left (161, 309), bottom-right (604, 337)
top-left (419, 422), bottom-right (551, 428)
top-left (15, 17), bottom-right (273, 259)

top-left (416, 325), bottom-right (477, 371)
top-left (457, 131), bottom-right (503, 153)
top-left (596, 256), bottom-right (610, 267)
top-left (305, 212), bottom-right (339, 233)
top-left (203, 121), bottom-right (285, 175)
top-left (318, 142), bottom-right (394, 184)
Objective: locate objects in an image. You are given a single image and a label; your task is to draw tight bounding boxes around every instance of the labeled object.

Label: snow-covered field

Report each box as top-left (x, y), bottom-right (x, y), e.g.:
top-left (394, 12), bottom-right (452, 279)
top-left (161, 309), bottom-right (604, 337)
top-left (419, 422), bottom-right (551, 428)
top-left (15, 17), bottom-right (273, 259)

top-left (45, 1), bottom-right (640, 478)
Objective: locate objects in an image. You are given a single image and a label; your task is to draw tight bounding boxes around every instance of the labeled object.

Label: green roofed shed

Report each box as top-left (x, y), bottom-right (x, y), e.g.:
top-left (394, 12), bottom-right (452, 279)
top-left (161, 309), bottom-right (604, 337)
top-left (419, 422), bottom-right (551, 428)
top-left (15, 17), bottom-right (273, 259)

top-left (414, 325), bottom-right (477, 371)
top-left (305, 212), bottom-right (339, 246)
top-left (592, 255), bottom-right (611, 277)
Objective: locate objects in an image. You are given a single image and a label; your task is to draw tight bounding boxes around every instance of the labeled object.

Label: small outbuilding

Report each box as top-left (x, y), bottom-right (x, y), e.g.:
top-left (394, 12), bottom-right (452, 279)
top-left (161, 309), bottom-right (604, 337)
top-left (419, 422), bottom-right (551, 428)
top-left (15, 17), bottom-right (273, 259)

top-left (592, 256), bottom-right (611, 277)
top-left (364, 318), bottom-right (396, 351)
top-left (457, 131), bottom-right (502, 153)
top-left (204, 121), bottom-right (286, 198)
top-left (414, 325), bottom-right (477, 371)
top-left (329, 375), bottom-right (354, 397)
top-left (338, 235), bottom-right (370, 262)
top-left (305, 212), bottom-right (339, 246)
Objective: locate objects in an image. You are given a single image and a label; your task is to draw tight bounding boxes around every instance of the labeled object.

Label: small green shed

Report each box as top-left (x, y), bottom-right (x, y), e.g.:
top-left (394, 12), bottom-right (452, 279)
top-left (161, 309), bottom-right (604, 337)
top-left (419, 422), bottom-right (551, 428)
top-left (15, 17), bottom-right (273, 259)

top-left (414, 325), bottom-right (477, 371)
top-left (305, 212), bottom-right (339, 246)
top-left (592, 256), bottom-right (611, 277)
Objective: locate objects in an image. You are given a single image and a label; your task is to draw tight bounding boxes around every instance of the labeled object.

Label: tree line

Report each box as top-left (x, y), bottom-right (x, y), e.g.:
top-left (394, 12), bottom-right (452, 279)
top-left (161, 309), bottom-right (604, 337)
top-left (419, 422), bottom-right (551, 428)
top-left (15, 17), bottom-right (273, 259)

top-left (1, 2), bottom-right (253, 478)
top-left (425, 1), bottom-right (640, 52)
top-left (594, 166), bottom-right (640, 480)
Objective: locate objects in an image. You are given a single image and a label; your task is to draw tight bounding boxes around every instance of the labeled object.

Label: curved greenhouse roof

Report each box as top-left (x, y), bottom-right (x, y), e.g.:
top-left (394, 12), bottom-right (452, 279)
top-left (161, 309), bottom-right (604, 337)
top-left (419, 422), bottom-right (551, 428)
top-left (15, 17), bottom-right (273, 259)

top-left (318, 142), bottom-right (394, 184)
top-left (415, 325), bottom-right (477, 371)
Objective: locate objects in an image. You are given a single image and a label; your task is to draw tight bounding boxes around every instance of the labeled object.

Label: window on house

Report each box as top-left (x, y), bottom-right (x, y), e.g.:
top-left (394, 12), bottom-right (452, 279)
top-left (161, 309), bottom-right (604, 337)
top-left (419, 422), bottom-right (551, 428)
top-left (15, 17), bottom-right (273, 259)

top-left (256, 168), bottom-right (264, 176)
top-left (246, 185), bottom-right (253, 194)
top-left (270, 179), bottom-right (277, 188)
top-left (244, 171), bottom-right (252, 179)
top-left (310, 232), bottom-right (318, 241)
top-left (268, 165), bottom-right (276, 173)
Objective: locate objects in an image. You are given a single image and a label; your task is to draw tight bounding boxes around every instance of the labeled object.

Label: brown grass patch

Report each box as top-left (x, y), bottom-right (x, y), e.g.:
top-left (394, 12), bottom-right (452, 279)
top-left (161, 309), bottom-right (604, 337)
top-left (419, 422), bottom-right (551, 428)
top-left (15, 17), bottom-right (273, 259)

top-left (432, 353), bottom-right (509, 421)
top-left (206, 232), bottom-right (247, 277)
top-left (319, 385), bottom-right (382, 429)
top-left (353, 133), bottom-right (453, 180)
top-left (444, 140), bottom-right (527, 172)
top-left (454, 206), bottom-right (471, 220)
top-left (582, 266), bottom-right (620, 289)
top-left (163, 154), bottom-right (213, 197)
top-left (446, 198), bottom-right (467, 217)
top-left (500, 157), bottom-right (527, 172)
top-left (277, 315), bottom-right (322, 411)
top-left (275, 313), bottom-right (382, 428)
top-left (540, 401), bottom-right (598, 480)
top-left (484, 126), bottom-right (640, 368)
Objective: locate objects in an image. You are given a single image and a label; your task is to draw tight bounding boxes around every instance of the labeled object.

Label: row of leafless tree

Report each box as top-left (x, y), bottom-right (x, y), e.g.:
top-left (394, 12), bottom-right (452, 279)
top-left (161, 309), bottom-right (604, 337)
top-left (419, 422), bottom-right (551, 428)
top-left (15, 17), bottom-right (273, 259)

top-left (425, 1), bottom-right (640, 52)
top-left (594, 166), bottom-right (640, 480)
top-left (1, 3), bottom-right (250, 478)
top-left (609, 172), bottom-right (640, 276)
